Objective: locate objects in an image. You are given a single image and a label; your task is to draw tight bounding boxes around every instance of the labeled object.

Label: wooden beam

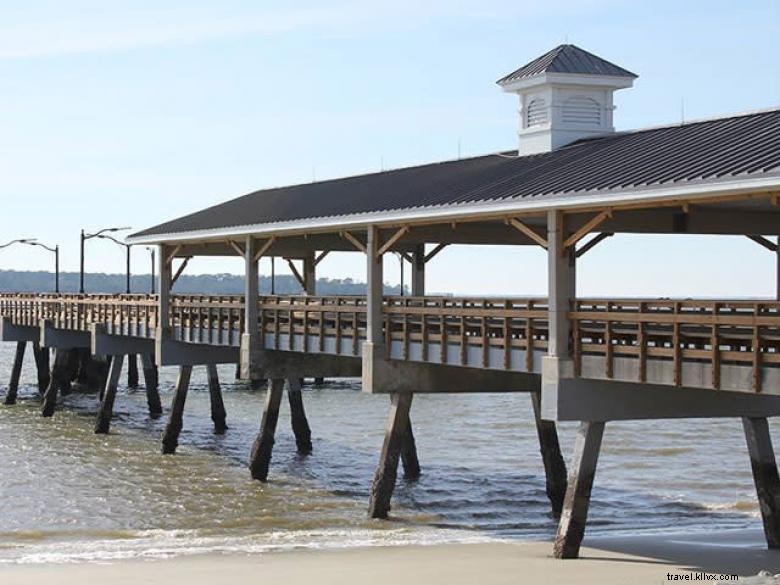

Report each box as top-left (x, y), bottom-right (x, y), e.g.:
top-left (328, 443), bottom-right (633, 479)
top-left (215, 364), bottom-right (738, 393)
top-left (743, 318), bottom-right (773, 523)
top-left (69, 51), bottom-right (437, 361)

top-left (313, 250), bottom-right (330, 266)
top-left (575, 232), bottom-right (614, 258)
top-left (400, 251), bottom-right (413, 263)
top-left (747, 234), bottom-right (778, 253)
top-left (253, 236), bottom-right (276, 262)
top-left (165, 244), bottom-right (182, 265)
top-left (424, 243), bottom-right (448, 263)
top-left (377, 225), bottom-right (410, 257)
top-left (227, 240), bottom-right (245, 257)
top-left (340, 230), bottom-right (367, 253)
top-left (563, 209), bottom-right (612, 250)
top-left (170, 257), bottom-right (191, 286)
top-left (285, 258), bottom-right (305, 288)
top-left (507, 217), bottom-right (548, 248)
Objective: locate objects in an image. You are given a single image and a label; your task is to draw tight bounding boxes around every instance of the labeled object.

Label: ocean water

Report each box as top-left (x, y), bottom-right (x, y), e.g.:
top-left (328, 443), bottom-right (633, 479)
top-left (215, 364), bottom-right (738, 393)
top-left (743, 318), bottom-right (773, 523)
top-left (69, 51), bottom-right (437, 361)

top-left (0, 342), bottom-right (769, 564)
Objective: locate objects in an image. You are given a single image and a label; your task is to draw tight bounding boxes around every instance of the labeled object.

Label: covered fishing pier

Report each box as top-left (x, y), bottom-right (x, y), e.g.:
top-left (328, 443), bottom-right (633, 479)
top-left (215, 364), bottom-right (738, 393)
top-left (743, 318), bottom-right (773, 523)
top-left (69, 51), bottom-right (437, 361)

top-left (2, 45), bottom-right (780, 559)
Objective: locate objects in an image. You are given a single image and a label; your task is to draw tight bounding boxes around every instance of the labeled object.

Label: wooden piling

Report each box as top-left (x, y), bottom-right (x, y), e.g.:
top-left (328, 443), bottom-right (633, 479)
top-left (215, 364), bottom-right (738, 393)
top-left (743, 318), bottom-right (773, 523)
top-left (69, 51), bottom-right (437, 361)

top-left (41, 348), bottom-right (67, 417)
top-left (206, 363), bottom-right (228, 434)
top-left (127, 354), bottom-right (139, 388)
top-left (400, 416), bottom-right (421, 480)
top-left (161, 365), bottom-right (192, 454)
top-left (368, 392), bottom-right (413, 519)
top-left (287, 377), bottom-right (312, 455)
top-left (4, 341), bottom-right (26, 405)
top-left (743, 417), bottom-right (780, 548)
top-left (140, 354), bottom-right (162, 418)
top-left (553, 421), bottom-right (605, 559)
top-left (249, 379), bottom-right (285, 482)
top-left (32, 343), bottom-right (50, 394)
top-left (94, 354), bottom-right (126, 434)
top-left (531, 392), bottom-right (568, 518)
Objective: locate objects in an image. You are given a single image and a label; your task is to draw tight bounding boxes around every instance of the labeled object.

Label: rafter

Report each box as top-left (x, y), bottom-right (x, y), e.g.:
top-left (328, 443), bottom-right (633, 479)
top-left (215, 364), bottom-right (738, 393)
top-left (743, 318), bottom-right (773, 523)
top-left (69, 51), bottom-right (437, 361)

top-left (171, 257), bottom-right (191, 286)
top-left (340, 230), bottom-right (367, 253)
top-left (564, 209), bottom-right (612, 250)
top-left (252, 236), bottom-right (276, 262)
top-left (285, 258), bottom-right (305, 288)
top-left (507, 217), bottom-right (548, 249)
top-left (165, 244), bottom-right (182, 265)
top-left (575, 233), bottom-right (614, 258)
top-left (227, 240), bottom-right (245, 257)
top-left (424, 243), bottom-right (448, 263)
top-left (377, 226), bottom-right (410, 257)
top-left (314, 250), bottom-right (330, 266)
top-left (746, 235), bottom-right (778, 253)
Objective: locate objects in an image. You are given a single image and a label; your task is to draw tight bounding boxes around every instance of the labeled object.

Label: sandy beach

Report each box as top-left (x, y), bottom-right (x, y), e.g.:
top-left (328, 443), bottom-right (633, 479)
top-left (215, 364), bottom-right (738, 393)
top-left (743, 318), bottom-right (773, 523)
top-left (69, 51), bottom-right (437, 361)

top-left (1, 530), bottom-right (778, 585)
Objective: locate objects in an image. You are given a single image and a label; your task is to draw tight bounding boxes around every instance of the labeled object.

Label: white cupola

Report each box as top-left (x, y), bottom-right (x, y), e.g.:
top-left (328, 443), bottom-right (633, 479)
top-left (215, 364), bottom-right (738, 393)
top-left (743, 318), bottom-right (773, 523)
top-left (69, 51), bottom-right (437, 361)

top-left (497, 44), bottom-right (637, 155)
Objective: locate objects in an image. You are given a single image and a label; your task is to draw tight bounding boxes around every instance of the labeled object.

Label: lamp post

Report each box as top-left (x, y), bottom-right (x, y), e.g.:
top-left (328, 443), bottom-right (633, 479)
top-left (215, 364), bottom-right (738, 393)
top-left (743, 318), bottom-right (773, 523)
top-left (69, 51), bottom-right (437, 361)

top-left (145, 247), bottom-right (156, 294)
top-left (97, 233), bottom-right (133, 294)
top-left (0, 239), bottom-right (59, 292)
top-left (80, 227), bottom-right (130, 293)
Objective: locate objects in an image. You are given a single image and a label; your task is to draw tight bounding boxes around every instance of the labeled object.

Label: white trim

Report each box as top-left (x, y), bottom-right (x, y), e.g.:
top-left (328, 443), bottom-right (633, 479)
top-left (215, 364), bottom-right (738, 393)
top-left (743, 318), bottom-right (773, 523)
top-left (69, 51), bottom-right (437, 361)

top-left (127, 174), bottom-right (780, 245)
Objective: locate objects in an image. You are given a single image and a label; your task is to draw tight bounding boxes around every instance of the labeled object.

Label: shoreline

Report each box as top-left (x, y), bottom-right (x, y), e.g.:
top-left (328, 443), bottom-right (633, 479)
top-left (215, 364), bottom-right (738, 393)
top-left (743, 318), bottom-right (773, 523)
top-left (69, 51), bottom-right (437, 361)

top-left (1, 529), bottom-right (778, 585)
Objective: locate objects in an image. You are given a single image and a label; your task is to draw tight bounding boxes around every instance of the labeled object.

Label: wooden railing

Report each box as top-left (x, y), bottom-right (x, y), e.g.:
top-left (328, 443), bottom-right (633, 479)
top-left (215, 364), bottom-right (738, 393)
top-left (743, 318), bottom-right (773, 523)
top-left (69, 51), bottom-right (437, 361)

top-left (570, 299), bottom-right (780, 392)
top-left (3, 294), bottom-right (780, 390)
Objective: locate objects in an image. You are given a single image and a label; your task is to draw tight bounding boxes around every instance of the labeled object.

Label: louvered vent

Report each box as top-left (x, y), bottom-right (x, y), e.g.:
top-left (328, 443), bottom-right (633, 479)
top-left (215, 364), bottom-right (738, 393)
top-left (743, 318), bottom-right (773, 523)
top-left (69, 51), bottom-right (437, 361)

top-left (562, 96), bottom-right (601, 126)
top-left (526, 99), bottom-right (548, 127)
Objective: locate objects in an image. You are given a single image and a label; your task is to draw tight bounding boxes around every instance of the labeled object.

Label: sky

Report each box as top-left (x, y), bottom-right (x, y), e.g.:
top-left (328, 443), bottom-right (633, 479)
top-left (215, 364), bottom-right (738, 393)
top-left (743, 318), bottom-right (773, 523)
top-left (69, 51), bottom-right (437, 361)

top-left (1, 0), bottom-right (779, 297)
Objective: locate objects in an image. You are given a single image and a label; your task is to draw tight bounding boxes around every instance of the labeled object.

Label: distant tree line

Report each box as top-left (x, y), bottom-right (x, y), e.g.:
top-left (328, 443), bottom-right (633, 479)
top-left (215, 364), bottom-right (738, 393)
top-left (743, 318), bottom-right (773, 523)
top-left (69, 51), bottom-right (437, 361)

top-left (0, 270), bottom-right (406, 295)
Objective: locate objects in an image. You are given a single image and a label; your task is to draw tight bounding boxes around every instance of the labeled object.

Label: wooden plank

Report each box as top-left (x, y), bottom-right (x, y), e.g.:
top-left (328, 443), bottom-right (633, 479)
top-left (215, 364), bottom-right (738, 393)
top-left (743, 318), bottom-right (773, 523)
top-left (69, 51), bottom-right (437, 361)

top-left (507, 217), bottom-right (547, 248)
top-left (252, 236), bottom-right (276, 262)
top-left (377, 225), bottom-right (410, 257)
top-left (424, 243), bottom-right (448, 263)
top-left (341, 230), bottom-right (367, 253)
top-left (563, 209), bottom-right (612, 249)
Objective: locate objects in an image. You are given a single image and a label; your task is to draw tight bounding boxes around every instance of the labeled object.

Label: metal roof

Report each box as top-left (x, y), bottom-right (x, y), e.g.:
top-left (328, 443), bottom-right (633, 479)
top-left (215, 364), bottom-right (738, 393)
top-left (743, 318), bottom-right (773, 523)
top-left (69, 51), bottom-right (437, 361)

top-left (497, 44), bottom-right (637, 85)
top-left (131, 109), bottom-right (780, 240)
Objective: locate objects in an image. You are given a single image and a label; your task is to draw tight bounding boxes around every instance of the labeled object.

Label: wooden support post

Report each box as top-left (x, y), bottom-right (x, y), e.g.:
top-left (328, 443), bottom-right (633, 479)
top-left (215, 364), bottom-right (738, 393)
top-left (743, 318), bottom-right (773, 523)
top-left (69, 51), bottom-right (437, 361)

top-left (743, 417), bottom-right (780, 548)
top-left (94, 354), bottom-right (125, 434)
top-left (127, 354), bottom-right (139, 388)
top-left (776, 237), bottom-right (780, 301)
top-left (4, 341), bottom-right (26, 405)
top-left (32, 342), bottom-right (50, 394)
top-left (141, 353), bottom-right (162, 418)
top-left (303, 252), bottom-right (316, 295)
top-left (161, 365), bottom-right (193, 454)
top-left (206, 363), bottom-right (228, 434)
top-left (400, 411), bottom-right (421, 480)
top-left (547, 211), bottom-right (576, 358)
top-left (241, 237), bottom-right (260, 382)
top-left (287, 377), bottom-right (312, 455)
top-left (159, 244), bottom-right (172, 328)
top-left (249, 379), bottom-right (285, 481)
top-left (553, 421), bottom-right (605, 559)
top-left (531, 392), bottom-right (568, 518)
top-left (41, 348), bottom-right (67, 417)
top-left (368, 392), bottom-right (413, 519)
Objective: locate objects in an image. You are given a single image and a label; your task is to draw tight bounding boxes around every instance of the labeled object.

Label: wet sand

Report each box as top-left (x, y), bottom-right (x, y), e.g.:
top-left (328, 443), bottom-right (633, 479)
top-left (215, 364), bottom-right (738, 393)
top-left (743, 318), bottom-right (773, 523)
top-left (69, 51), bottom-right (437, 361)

top-left (2, 530), bottom-right (779, 585)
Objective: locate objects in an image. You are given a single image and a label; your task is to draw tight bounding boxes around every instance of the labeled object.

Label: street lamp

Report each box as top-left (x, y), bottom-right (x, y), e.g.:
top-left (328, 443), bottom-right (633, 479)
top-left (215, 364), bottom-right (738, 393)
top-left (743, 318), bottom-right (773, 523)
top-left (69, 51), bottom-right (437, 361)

top-left (145, 247), bottom-right (156, 294)
top-left (26, 241), bottom-right (60, 293)
top-left (96, 233), bottom-right (133, 294)
top-left (80, 227), bottom-right (131, 293)
top-left (0, 239), bottom-right (59, 292)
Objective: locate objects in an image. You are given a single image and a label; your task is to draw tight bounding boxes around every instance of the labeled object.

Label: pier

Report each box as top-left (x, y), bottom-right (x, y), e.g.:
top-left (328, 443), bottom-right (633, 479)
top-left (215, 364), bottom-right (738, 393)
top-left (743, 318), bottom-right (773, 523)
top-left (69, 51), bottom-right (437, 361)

top-left (2, 44), bottom-right (780, 560)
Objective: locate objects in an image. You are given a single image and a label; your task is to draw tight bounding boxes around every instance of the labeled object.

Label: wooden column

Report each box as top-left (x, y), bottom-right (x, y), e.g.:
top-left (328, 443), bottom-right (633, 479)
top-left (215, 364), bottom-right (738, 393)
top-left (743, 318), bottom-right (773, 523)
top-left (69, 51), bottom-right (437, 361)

top-left (94, 354), bottom-right (126, 434)
top-left (776, 237), bottom-right (780, 301)
top-left (366, 226), bottom-right (384, 348)
top-left (368, 392), bottom-right (413, 518)
top-left (158, 244), bottom-right (172, 329)
top-left (303, 252), bottom-right (316, 295)
top-left (547, 210), bottom-right (576, 357)
top-left (743, 417), bottom-right (780, 548)
top-left (41, 348), bottom-right (67, 417)
top-left (141, 353), bottom-right (162, 418)
top-left (206, 363), bottom-right (228, 434)
top-left (531, 392), bottom-right (568, 518)
top-left (32, 342), bottom-right (50, 394)
top-left (161, 365), bottom-right (192, 454)
top-left (127, 354), bottom-right (139, 388)
top-left (411, 243), bottom-right (425, 297)
top-left (554, 421), bottom-right (605, 559)
top-left (241, 237), bottom-right (259, 382)
top-left (4, 341), bottom-right (26, 405)
top-left (287, 377), bottom-right (312, 454)
top-left (249, 379), bottom-right (285, 481)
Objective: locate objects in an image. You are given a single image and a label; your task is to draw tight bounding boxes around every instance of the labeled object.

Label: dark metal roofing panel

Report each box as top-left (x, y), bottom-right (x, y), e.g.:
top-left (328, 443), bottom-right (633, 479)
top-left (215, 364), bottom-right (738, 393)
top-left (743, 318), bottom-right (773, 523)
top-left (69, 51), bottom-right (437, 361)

top-left (133, 109), bottom-right (780, 238)
top-left (497, 44), bottom-right (638, 85)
